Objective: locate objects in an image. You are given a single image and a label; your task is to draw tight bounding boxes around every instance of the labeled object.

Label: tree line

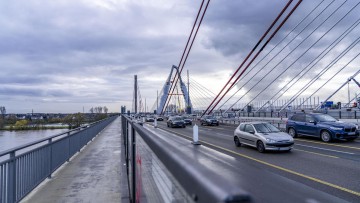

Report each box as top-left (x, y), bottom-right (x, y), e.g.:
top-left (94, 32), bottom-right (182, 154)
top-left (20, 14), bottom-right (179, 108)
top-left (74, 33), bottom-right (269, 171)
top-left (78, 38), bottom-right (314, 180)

top-left (0, 106), bottom-right (111, 130)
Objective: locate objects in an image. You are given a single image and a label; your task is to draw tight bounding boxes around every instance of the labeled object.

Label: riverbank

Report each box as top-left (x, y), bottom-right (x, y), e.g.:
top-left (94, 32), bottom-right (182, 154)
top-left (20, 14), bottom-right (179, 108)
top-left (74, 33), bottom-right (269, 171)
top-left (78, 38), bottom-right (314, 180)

top-left (1, 125), bottom-right (69, 131)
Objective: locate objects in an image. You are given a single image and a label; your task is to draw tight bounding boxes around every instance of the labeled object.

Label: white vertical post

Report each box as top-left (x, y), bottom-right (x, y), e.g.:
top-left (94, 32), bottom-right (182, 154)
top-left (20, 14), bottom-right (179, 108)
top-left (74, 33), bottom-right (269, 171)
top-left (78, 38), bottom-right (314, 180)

top-left (154, 119), bottom-right (157, 128)
top-left (192, 124), bottom-right (201, 145)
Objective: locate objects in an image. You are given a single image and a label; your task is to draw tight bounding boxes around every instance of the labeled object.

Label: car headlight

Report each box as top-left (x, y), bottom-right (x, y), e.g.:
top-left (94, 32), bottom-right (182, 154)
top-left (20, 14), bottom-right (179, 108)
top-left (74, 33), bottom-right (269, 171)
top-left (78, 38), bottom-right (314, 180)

top-left (266, 138), bottom-right (276, 143)
top-left (330, 127), bottom-right (343, 131)
top-left (206, 119), bottom-right (211, 122)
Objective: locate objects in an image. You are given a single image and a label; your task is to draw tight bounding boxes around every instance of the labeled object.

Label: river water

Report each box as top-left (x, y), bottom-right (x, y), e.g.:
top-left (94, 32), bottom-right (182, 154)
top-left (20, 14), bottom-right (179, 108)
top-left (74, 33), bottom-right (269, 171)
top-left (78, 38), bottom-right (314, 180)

top-left (0, 129), bottom-right (69, 152)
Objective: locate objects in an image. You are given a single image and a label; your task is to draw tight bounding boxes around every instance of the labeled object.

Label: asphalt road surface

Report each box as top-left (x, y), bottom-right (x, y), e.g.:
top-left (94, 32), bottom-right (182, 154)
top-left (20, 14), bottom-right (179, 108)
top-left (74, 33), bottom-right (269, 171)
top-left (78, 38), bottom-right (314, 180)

top-left (145, 120), bottom-right (360, 202)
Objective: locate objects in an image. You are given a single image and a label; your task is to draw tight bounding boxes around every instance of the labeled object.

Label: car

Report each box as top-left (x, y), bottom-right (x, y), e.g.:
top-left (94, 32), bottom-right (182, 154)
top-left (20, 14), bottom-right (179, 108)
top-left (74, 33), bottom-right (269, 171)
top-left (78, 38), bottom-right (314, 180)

top-left (181, 116), bottom-right (193, 125)
top-left (286, 113), bottom-right (359, 142)
top-left (155, 116), bottom-right (164, 121)
top-left (167, 116), bottom-right (186, 128)
top-left (145, 116), bottom-right (155, 122)
top-left (234, 122), bottom-right (294, 153)
top-left (200, 115), bottom-right (219, 126)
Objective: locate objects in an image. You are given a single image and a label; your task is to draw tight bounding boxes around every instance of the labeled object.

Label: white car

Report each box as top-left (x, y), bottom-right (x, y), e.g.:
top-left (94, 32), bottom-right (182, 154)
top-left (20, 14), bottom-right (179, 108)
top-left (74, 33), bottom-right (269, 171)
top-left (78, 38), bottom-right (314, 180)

top-left (234, 122), bottom-right (294, 153)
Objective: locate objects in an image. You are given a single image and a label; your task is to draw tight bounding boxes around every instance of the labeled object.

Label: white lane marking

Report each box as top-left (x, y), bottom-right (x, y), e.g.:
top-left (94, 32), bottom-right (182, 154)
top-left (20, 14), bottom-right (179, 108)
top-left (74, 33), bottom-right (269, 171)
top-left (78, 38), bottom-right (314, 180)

top-left (215, 132), bottom-right (232, 137)
top-left (296, 144), bottom-right (355, 155)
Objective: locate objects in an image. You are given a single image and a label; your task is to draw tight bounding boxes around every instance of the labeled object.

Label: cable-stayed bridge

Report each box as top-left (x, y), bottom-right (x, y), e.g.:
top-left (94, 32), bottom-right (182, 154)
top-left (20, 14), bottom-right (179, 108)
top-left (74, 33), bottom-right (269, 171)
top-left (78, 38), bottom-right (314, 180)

top-left (2, 1), bottom-right (360, 203)
top-left (129, 0), bottom-right (360, 117)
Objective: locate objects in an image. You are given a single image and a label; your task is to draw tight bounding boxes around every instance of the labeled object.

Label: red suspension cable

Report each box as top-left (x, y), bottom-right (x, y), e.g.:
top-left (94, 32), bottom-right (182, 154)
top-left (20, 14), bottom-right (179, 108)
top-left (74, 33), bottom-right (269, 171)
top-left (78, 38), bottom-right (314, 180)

top-left (161, 0), bottom-right (211, 114)
top-left (202, 0), bottom-right (295, 117)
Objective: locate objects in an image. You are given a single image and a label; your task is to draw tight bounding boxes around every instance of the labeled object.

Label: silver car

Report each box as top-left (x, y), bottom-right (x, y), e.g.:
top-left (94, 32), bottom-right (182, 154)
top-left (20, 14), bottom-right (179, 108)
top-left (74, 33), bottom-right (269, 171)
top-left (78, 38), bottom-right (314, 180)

top-left (234, 122), bottom-right (294, 153)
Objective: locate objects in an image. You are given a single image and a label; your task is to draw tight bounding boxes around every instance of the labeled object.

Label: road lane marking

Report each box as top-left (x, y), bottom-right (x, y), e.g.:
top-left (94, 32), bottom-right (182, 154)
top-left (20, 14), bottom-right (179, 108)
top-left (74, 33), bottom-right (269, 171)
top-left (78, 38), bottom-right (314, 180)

top-left (199, 126), bottom-right (225, 130)
top-left (159, 127), bottom-right (360, 197)
top-left (292, 149), bottom-right (339, 159)
top-left (295, 139), bottom-right (360, 150)
top-left (215, 132), bottom-right (229, 136)
top-left (296, 144), bottom-right (355, 155)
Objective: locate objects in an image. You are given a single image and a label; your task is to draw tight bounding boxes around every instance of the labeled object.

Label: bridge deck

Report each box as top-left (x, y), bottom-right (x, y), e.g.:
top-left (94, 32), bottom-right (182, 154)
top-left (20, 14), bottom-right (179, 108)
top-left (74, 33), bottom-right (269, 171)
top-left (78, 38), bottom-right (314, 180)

top-left (22, 117), bottom-right (128, 203)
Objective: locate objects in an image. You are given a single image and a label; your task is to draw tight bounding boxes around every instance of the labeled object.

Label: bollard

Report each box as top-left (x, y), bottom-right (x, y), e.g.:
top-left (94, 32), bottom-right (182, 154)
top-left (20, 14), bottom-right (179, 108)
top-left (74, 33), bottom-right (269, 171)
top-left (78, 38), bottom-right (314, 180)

top-left (154, 119), bottom-right (157, 128)
top-left (192, 124), bottom-right (201, 145)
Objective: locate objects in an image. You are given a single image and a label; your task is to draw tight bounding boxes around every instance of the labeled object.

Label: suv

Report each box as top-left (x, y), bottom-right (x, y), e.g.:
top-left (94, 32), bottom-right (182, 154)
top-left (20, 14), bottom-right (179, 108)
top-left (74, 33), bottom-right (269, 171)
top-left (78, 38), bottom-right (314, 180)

top-left (200, 115), bottom-right (219, 126)
top-left (167, 116), bottom-right (186, 128)
top-left (286, 113), bottom-right (359, 142)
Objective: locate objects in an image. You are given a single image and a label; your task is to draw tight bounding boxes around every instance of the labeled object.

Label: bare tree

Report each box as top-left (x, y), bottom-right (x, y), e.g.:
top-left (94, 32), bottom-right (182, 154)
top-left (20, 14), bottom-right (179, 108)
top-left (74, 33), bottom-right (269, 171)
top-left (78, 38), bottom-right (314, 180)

top-left (0, 106), bottom-right (6, 119)
top-left (89, 107), bottom-right (94, 114)
top-left (98, 106), bottom-right (103, 113)
top-left (104, 106), bottom-right (108, 114)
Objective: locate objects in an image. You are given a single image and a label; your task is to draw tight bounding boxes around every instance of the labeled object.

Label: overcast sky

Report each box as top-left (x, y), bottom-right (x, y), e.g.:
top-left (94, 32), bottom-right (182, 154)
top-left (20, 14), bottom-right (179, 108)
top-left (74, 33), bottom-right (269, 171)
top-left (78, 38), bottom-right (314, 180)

top-left (1, 0), bottom-right (359, 114)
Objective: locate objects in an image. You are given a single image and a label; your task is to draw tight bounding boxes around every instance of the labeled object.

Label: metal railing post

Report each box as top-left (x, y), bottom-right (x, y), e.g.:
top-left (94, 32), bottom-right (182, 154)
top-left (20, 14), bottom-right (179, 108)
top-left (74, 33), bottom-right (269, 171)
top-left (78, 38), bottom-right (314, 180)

top-left (8, 151), bottom-right (16, 203)
top-left (131, 126), bottom-right (136, 203)
top-left (339, 111), bottom-right (341, 119)
top-left (48, 138), bottom-right (53, 178)
top-left (125, 120), bottom-right (129, 176)
top-left (67, 132), bottom-right (71, 162)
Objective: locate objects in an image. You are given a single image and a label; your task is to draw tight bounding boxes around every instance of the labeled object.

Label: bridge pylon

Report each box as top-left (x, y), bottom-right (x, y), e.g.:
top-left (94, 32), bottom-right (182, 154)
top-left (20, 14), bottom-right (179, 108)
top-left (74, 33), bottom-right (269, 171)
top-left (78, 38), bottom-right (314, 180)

top-left (157, 65), bottom-right (192, 115)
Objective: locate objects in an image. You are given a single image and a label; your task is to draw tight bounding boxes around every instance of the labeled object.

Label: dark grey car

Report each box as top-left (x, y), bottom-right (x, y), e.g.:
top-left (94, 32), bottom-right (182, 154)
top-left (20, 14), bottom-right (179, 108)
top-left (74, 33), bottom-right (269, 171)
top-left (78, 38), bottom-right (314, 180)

top-left (167, 116), bottom-right (186, 128)
top-left (200, 115), bottom-right (219, 126)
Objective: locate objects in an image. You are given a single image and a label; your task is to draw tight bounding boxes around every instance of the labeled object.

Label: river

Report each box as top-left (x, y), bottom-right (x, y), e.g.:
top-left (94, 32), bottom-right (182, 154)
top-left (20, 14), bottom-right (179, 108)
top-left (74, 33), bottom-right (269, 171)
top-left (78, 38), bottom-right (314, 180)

top-left (0, 129), bottom-right (69, 152)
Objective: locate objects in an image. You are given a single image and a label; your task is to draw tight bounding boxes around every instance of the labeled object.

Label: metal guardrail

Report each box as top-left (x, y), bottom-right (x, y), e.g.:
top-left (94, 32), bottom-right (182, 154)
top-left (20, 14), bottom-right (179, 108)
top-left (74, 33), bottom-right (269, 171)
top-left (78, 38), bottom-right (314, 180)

top-left (0, 116), bottom-right (117, 203)
top-left (121, 115), bottom-right (251, 203)
top-left (225, 109), bottom-right (359, 119)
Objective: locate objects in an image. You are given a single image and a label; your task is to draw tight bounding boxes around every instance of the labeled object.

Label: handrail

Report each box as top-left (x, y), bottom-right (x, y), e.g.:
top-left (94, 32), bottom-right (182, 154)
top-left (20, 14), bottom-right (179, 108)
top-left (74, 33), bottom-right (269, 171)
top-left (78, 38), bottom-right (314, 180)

top-left (122, 115), bottom-right (251, 203)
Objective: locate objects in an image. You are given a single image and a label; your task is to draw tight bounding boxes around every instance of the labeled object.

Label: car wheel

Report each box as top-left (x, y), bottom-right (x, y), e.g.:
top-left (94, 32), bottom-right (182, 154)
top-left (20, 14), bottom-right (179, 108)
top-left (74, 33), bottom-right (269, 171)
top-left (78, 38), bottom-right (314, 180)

top-left (288, 128), bottom-right (297, 138)
top-left (167, 123), bottom-right (169, 127)
top-left (320, 130), bottom-right (331, 142)
top-left (183, 125), bottom-right (186, 128)
top-left (216, 123), bottom-right (219, 126)
top-left (200, 122), bottom-right (203, 126)
top-left (234, 137), bottom-right (241, 147)
top-left (256, 141), bottom-right (265, 153)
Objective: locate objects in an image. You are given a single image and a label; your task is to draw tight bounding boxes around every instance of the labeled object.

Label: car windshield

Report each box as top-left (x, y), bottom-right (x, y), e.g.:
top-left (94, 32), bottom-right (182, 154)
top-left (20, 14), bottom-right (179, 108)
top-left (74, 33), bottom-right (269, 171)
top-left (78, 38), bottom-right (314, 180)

top-left (313, 114), bottom-right (337, 122)
top-left (253, 123), bottom-right (280, 133)
top-left (173, 117), bottom-right (182, 121)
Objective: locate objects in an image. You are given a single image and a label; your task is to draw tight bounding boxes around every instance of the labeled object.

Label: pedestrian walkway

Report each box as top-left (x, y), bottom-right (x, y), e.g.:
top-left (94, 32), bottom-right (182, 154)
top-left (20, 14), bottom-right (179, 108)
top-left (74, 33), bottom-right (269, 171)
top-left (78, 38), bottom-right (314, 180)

top-left (22, 117), bottom-right (128, 203)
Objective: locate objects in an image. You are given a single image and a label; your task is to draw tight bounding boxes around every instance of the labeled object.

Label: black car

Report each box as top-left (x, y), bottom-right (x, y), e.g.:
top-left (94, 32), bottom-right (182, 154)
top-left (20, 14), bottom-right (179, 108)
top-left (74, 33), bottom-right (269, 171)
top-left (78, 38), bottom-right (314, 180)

top-left (181, 116), bottom-right (193, 125)
top-left (200, 115), bottom-right (219, 126)
top-left (286, 113), bottom-right (359, 142)
top-left (167, 116), bottom-right (186, 128)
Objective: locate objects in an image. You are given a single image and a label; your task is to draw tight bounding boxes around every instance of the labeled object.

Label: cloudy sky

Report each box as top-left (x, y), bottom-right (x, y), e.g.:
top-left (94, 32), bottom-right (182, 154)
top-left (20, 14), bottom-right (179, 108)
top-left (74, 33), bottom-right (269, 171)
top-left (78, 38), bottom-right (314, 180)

top-left (1, 0), bottom-right (359, 114)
